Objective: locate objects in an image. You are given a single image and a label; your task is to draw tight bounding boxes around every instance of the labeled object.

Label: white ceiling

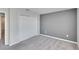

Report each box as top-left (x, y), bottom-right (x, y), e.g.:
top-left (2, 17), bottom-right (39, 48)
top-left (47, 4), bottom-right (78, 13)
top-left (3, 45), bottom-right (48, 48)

top-left (29, 8), bottom-right (72, 14)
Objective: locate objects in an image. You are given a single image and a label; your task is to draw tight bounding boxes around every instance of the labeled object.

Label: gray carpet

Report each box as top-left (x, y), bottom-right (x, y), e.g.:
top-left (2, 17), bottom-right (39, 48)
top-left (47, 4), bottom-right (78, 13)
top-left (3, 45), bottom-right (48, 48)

top-left (0, 35), bottom-right (78, 50)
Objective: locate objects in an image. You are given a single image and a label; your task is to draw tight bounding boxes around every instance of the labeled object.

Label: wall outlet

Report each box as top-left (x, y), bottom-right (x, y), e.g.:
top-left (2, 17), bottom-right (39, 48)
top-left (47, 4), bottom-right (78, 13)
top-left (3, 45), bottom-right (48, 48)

top-left (66, 35), bottom-right (69, 37)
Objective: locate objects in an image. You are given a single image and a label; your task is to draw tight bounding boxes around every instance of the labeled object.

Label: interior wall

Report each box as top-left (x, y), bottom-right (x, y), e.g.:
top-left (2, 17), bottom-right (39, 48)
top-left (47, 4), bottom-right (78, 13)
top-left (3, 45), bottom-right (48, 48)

top-left (40, 9), bottom-right (77, 42)
top-left (9, 8), bottom-right (39, 46)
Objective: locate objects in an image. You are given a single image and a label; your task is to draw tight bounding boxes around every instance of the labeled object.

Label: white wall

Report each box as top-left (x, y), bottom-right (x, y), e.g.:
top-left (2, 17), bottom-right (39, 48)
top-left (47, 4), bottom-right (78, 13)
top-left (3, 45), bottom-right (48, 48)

top-left (9, 8), bottom-right (39, 46)
top-left (0, 8), bottom-right (10, 45)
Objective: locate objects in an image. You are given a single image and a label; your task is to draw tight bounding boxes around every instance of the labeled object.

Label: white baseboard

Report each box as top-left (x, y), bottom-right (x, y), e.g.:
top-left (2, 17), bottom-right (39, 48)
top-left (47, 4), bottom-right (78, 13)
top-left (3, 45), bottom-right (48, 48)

top-left (9, 34), bottom-right (78, 46)
top-left (40, 34), bottom-right (77, 44)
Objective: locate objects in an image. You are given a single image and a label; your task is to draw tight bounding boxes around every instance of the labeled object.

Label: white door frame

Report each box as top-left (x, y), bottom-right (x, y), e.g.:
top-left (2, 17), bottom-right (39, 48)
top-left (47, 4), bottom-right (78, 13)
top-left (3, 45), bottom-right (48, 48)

top-left (77, 9), bottom-right (79, 45)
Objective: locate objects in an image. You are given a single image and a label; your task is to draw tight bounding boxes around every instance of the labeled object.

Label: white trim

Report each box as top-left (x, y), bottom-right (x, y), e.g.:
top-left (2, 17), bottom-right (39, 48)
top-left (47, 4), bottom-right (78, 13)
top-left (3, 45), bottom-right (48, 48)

top-left (37, 15), bottom-right (40, 34)
top-left (5, 11), bottom-right (9, 45)
top-left (9, 34), bottom-right (78, 46)
top-left (39, 15), bottom-right (40, 34)
top-left (77, 9), bottom-right (79, 44)
top-left (40, 34), bottom-right (77, 44)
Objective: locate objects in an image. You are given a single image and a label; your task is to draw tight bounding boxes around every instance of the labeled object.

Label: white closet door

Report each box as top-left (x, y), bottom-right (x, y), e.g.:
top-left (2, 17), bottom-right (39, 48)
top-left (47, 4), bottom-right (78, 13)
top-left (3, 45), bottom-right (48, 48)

top-left (19, 16), bottom-right (37, 41)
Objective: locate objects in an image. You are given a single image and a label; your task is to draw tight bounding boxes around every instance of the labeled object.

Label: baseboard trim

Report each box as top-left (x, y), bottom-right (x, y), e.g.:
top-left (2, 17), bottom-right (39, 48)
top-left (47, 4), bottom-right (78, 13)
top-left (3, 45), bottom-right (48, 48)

top-left (9, 34), bottom-right (78, 46)
top-left (40, 34), bottom-right (77, 44)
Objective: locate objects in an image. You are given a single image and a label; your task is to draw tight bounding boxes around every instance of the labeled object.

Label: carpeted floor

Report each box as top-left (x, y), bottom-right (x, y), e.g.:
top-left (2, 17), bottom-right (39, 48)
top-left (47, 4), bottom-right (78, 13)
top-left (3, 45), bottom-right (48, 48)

top-left (0, 35), bottom-right (78, 50)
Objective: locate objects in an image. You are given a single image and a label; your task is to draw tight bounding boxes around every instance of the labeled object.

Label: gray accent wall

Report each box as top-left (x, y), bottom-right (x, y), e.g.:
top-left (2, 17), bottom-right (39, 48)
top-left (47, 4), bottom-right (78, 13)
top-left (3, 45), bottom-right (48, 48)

top-left (40, 9), bottom-right (77, 42)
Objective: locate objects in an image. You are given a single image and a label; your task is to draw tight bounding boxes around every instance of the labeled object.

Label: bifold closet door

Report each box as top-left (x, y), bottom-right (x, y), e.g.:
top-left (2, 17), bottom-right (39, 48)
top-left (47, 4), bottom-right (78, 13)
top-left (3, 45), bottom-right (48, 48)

top-left (19, 16), bottom-right (38, 41)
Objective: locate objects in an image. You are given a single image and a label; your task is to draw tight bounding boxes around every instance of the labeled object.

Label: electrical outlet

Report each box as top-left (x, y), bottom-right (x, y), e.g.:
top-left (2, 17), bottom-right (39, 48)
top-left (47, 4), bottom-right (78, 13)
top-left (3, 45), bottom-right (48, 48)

top-left (66, 35), bottom-right (69, 37)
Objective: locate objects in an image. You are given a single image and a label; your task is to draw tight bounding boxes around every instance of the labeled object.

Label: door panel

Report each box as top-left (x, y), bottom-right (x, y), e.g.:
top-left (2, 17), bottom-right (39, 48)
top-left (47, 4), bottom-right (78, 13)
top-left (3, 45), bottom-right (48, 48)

top-left (19, 16), bottom-right (38, 40)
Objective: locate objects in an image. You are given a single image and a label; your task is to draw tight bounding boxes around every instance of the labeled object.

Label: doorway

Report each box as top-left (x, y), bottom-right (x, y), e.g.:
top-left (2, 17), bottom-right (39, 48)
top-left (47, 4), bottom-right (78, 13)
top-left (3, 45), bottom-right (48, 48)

top-left (0, 13), bottom-right (5, 44)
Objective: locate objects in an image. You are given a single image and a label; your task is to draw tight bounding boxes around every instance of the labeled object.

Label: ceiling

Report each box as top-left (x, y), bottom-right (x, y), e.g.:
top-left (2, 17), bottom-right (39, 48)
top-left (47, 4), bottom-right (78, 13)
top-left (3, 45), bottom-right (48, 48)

top-left (29, 8), bottom-right (72, 14)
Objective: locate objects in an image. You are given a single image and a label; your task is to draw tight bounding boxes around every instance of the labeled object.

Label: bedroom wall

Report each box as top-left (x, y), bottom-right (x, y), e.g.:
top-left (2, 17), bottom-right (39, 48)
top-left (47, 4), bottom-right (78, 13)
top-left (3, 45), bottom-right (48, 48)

top-left (9, 8), bottom-right (39, 46)
top-left (40, 9), bottom-right (77, 42)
